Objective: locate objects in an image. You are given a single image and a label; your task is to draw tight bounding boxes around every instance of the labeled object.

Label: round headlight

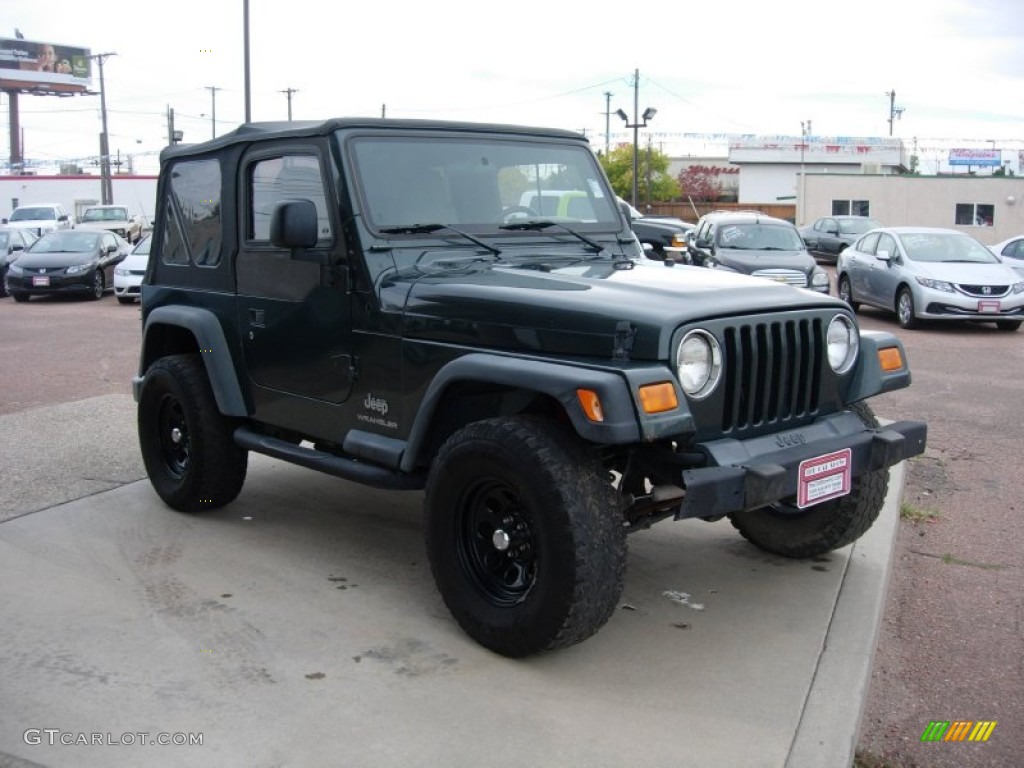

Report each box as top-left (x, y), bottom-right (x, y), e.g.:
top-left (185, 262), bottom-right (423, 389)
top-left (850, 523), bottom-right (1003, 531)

top-left (826, 314), bottom-right (859, 373)
top-left (676, 329), bottom-right (722, 399)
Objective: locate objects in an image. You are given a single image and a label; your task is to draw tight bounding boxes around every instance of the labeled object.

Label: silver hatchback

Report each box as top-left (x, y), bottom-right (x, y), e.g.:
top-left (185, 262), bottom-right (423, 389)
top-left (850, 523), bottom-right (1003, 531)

top-left (836, 227), bottom-right (1024, 331)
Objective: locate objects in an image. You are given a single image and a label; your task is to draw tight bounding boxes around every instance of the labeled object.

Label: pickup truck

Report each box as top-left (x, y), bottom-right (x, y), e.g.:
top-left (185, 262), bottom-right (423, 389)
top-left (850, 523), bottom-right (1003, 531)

top-left (76, 205), bottom-right (146, 244)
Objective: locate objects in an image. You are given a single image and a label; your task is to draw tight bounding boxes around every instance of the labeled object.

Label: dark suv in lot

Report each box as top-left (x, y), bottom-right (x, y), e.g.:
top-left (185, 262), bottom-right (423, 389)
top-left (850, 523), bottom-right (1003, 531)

top-left (134, 118), bottom-right (926, 657)
top-left (690, 211), bottom-right (831, 293)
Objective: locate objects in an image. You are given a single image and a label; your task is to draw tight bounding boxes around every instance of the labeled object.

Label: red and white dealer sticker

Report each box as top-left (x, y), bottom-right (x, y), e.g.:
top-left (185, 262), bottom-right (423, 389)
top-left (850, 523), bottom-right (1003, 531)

top-left (797, 448), bottom-right (852, 509)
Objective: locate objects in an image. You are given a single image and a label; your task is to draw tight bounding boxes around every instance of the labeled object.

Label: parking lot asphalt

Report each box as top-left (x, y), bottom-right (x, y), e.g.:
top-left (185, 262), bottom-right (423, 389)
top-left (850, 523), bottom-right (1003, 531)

top-left (0, 392), bottom-right (905, 768)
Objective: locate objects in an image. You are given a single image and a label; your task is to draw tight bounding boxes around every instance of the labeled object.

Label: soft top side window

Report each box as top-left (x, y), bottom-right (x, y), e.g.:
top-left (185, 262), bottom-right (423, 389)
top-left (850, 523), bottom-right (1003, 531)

top-left (247, 154), bottom-right (333, 246)
top-left (161, 157), bottom-right (223, 267)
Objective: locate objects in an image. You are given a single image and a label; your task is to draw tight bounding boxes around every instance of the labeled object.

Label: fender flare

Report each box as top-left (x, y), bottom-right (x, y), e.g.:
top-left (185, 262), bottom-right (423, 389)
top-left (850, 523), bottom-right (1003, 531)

top-left (138, 306), bottom-right (248, 416)
top-left (400, 353), bottom-right (644, 472)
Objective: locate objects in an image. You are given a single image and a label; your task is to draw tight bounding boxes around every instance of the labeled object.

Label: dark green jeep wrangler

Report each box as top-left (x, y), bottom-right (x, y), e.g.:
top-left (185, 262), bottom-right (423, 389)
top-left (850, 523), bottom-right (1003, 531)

top-left (133, 118), bottom-right (926, 657)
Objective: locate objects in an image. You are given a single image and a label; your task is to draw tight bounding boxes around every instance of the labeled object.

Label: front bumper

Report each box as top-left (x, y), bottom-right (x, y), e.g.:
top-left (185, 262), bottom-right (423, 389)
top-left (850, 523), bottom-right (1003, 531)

top-left (6, 271), bottom-right (97, 294)
top-left (677, 410), bottom-right (927, 519)
top-left (917, 285), bottom-right (1024, 321)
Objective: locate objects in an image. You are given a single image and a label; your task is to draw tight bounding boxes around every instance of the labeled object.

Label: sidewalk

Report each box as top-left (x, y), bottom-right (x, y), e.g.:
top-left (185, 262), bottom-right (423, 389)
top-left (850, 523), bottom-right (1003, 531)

top-left (0, 395), bottom-right (902, 768)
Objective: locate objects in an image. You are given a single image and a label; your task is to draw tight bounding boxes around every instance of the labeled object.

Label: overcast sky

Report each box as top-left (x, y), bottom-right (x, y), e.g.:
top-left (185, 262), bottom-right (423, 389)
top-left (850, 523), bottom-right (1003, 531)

top-left (4, 0), bottom-right (1023, 174)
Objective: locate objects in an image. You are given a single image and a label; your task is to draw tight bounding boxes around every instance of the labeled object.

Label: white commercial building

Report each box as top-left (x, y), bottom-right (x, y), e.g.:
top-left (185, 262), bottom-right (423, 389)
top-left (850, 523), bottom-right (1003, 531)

top-left (0, 174), bottom-right (158, 224)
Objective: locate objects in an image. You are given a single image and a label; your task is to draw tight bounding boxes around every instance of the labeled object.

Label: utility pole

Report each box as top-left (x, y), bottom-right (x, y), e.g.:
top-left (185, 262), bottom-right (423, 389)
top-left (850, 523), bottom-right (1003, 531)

top-left (90, 52), bottom-right (117, 204)
top-left (603, 91), bottom-right (612, 156)
top-left (886, 89), bottom-right (904, 136)
top-left (205, 86), bottom-right (220, 138)
top-left (280, 88), bottom-right (298, 121)
top-left (381, 103), bottom-right (386, 118)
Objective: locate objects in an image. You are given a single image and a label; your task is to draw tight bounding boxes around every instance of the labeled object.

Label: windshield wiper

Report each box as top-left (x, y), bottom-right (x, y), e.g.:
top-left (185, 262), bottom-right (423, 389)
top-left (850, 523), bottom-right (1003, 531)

top-left (379, 223), bottom-right (502, 257)
top-left (499, 219), bottom-right (605, 253)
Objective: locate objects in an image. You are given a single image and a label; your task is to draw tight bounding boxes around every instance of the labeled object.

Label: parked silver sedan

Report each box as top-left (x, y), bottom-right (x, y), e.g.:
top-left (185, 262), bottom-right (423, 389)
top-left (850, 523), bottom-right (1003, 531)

top-left (836, 227), bottom-right (1024, 331)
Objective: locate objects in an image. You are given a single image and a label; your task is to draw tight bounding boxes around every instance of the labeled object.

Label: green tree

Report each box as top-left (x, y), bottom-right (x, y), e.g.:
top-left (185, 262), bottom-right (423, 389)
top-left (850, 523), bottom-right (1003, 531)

top-left (598, 144), bottom-right (679, 205)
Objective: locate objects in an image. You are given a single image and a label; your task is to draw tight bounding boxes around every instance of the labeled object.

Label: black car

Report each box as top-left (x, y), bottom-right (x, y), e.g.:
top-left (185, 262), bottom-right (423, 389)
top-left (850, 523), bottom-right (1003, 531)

top-left (690, 211), bottom-right (831, 293)
top-left (799, 216), bottom-right (883, 263)
top-left (0, 227), bottom-right (38, 298)
top-left (6, 229), bottom-right (129, 302)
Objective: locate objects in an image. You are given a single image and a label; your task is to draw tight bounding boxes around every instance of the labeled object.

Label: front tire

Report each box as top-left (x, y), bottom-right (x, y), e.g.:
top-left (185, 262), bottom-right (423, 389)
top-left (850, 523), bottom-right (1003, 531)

top-left (424, 416), bottom-right (626, 657)
top-left (837, 274), bottom-right (859, 312)
top-left (89, 271), bottom-right (104, 300)
top-left (996, 320), bottom-right (1021, 332)
top-left (896, 287), bottom-right (918, 329)
top-left (117, 296), bottom-right (135, 305)
top-left (138, 354), bottom-right (248, 512)
top-left (728, 402), bottom-right (889, 558)
top-left (12, 292), bottom-right (29, 303)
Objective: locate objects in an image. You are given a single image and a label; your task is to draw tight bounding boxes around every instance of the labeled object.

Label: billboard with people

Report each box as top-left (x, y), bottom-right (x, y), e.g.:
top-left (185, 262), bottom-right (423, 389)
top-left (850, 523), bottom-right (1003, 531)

top-left (0, 37), bottom-right (92, 92)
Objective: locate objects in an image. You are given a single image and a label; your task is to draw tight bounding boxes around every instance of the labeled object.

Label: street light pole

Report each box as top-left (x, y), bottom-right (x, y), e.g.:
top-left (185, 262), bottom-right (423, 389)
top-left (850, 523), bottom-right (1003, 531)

top-left (616, 69), bottom-right (656, 208)
top-left (243, 0), bottom-right (251, 122)
top-left (91, 52), bottom-right (117, 204)
top-left (799, 119), bottom-right (811, 226)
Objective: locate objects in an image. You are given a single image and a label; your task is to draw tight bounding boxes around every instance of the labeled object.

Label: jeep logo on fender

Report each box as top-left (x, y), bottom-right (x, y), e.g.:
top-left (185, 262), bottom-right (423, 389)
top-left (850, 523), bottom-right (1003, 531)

top-left (775, 431), bottom-right (806, 449)
top-left (364, 394), bottom-right (389, 415)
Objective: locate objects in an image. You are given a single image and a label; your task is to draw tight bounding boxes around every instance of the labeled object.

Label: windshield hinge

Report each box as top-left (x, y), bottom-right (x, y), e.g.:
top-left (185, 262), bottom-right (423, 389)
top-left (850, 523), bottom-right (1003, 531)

top-left (612, 321), bottom-right (636, 361)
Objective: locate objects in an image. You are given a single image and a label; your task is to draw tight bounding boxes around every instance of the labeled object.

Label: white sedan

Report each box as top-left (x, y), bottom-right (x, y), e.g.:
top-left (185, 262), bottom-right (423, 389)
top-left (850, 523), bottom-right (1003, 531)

top-left (113, 235), bottom-right (150, 304)
top-left (989, 234), bottom-right (1024, 278)
top-left (836, 227), bottom-right (1024, 332)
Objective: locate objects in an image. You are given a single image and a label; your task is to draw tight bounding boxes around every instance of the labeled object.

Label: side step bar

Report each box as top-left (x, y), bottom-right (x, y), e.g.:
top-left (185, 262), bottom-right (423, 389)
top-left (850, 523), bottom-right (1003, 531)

top-left (233, 427), bottom-right (426, 491)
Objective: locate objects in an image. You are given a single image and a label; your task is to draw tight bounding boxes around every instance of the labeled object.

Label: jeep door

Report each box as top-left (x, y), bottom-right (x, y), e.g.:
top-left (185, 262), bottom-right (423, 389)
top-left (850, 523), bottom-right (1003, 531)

top-left (235, 148), bottom-right (354, 406)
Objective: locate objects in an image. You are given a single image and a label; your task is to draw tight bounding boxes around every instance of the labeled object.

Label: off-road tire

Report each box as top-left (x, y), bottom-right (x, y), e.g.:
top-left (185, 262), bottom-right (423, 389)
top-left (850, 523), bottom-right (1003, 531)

top-left (727, 402), bottom-right (889, 558)
top-left (424, 415), bottom-right (627, 657)
top-left (837, 274), bottom-right (859, 312)
top-left (138, 354), bottom-right (248, 512)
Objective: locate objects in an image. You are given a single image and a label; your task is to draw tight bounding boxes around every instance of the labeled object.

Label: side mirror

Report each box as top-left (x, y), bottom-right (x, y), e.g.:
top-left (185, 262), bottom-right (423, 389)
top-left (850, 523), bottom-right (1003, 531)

top-left (270, 199), bottom-right (325, 264)
top-left (106, 243), bottom-right (118, 253)
top-left (695, 236), bottom-right (711, 249)
top-left (875, 250), bottom-right (891, 261)
top-left (58, 214), bottom-right (69, 222)
top-left (825, 226), bottom-right (838, 235)
top-left (11, 242), bottom-right (23, 251)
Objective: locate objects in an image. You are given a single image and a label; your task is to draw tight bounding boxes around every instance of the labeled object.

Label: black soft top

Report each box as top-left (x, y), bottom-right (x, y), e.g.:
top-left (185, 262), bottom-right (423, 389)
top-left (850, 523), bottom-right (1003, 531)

top-left (159, 118), bottom-right (588, 162)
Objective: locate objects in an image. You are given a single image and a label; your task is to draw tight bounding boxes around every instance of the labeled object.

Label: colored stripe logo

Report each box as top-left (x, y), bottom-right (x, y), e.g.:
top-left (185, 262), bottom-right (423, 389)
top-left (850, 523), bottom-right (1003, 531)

top-left (921, 720), bottom-right (997, 742)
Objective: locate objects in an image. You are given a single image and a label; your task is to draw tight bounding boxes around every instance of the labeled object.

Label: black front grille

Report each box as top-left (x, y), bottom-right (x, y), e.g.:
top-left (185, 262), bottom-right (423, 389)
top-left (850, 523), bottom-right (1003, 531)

top-left (958, 283), bottom-right (1009, 297)
top-left (721, 317), bottom-right (823, 432)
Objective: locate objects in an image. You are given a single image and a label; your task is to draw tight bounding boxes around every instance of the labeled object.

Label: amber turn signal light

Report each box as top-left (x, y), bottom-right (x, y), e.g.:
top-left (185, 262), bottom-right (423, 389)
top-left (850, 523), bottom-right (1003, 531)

top-left (878, 347), bottom-right (904, 372)
top-left (638, 382), bottom-right (679, 414)
top-left (576, 389), bottom-right (605, 422)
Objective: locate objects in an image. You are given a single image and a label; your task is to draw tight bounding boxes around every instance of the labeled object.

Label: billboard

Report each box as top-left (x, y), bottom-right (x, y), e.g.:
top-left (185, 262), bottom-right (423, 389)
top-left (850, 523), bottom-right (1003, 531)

top-left (0, 37), bottom-right (92, 92)
top-left (948, 148), bottom-right (1001, 167)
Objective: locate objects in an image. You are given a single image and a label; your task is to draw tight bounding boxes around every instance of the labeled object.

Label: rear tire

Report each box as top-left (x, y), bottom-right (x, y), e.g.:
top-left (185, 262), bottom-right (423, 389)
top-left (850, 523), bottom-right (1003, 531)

top-left (728, 402), bottom-right (889, 558)
top-left (424, 415), bottom-right (626, 657)
top-left (138, 354), bottom-right (248, 512)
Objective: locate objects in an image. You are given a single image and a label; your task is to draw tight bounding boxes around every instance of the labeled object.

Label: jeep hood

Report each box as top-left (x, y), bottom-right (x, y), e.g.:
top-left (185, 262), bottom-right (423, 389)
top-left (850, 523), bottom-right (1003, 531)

top-left (398, 258), bottom-right (844, 360)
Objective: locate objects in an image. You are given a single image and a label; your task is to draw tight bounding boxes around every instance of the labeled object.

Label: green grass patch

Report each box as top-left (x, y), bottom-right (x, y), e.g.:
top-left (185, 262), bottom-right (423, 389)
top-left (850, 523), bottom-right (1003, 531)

top-left (899, 502), bottom-right (939, 523)
top-left (940, 553), bottom-right (1005, 570)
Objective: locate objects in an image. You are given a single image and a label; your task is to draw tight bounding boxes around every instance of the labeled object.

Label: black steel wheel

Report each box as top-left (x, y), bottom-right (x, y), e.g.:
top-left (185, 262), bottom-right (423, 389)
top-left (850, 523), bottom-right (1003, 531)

top-left (425, 416), bottom-right (626, 657)
top-left (728, 402), bottom-right (889, 558)
top-left (138, 354), bottom-right (247, 512)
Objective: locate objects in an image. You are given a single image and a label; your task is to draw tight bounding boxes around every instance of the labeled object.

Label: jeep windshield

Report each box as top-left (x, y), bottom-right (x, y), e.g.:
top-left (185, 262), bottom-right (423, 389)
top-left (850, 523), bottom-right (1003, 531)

top-left (348, 134), bottom-right (621, 236)
top-left (717, 223), bottom-right (804, 251)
